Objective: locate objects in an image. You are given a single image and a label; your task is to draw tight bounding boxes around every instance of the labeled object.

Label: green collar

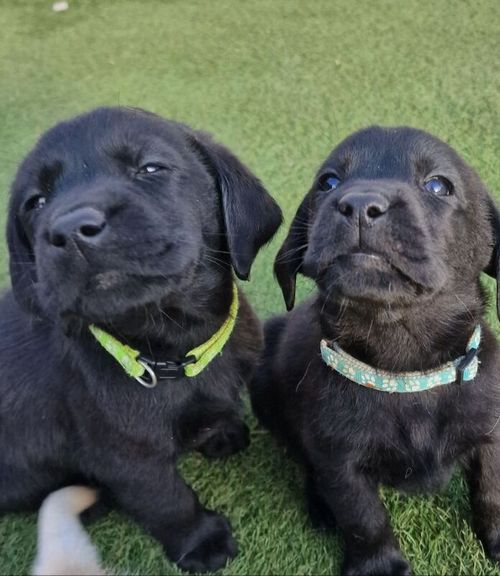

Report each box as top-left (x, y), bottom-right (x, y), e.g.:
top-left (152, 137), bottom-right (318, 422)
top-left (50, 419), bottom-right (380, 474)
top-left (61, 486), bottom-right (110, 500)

top-left (320, 325), bottom-right (481, 393)
top-left (89, 282), bottom-right (239, 388)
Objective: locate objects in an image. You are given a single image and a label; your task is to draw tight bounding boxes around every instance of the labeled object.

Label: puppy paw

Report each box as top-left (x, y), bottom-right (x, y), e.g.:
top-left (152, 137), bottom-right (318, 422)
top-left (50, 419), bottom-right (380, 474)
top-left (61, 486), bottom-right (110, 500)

top-left (198, 420), bottom-right (250, 459)
top-left (175, 512), bottom-right (237, 573)
top-left (306, 480), bottom-right (336, 531)
top-left (478, 529), bottom-right (500, 563)
top-left (343, 549), bottom-right (411, 576)
top-left (472, 508), bottom-right (500, 562)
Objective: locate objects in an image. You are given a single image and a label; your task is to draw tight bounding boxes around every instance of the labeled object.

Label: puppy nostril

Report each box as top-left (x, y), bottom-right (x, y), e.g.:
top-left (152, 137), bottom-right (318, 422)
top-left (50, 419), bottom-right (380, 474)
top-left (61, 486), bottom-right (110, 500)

top-left (79, 222), bottom-right (106, 238)
top-left (338, 202), bottom-right (353, 217)
top-left (50, 233), bottom-right (67, 248)
top-left (367, 205), bottom-right (383, 219)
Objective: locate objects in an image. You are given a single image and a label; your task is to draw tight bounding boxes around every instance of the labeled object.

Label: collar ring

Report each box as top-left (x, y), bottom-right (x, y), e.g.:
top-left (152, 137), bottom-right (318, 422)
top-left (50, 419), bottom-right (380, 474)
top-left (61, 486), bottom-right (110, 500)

top-left (135, 360), bottom-right (158, 388)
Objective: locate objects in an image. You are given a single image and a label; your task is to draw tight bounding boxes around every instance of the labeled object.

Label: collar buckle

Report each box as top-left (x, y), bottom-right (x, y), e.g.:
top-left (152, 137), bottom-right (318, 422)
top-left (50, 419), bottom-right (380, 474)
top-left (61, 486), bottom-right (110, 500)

top-left (137, 354), bottom-right (196, 386)
top-left (456, 346), bottom-right (478, 385)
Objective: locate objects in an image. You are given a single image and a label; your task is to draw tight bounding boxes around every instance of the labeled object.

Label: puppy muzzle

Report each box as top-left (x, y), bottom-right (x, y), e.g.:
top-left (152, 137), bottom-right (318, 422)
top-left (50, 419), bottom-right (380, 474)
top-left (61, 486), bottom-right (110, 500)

top-left (303, 181), bottom-right (447, 301)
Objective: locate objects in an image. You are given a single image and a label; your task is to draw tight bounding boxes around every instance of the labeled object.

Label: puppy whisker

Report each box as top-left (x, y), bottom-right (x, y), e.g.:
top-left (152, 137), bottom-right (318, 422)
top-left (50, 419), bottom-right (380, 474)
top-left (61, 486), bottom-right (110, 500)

top-left (275, 243), bottom-right (310, 263)
top-left (454, 293), bottom-right (476, 322)
top-left (158, 307), bottom-right (187, 332)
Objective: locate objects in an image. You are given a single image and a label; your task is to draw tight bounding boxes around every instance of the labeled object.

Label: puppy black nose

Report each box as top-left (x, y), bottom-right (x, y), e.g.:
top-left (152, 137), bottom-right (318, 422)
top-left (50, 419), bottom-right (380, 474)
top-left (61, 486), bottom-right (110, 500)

top-left (337, 192), bottom-right (389, 223)
top-left (49, 207), bottom-right (107, 248)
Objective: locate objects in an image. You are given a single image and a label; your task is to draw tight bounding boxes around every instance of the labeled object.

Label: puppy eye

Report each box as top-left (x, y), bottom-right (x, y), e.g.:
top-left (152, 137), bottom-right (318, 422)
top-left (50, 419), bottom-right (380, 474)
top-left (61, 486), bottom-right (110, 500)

top-left (318, 173), bottom-right (341, 191)
top-left (137, 163), bottom-right (166, 175)
top-left (24, 195), bottom-right (47, 212)
top-left (424, 176), bottom-right (453, 197)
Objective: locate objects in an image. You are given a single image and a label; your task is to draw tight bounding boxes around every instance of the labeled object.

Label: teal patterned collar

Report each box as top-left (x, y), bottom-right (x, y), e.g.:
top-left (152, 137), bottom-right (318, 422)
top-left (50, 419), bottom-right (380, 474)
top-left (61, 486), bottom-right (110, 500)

top-left (320, 325), bottom-right (481, 393)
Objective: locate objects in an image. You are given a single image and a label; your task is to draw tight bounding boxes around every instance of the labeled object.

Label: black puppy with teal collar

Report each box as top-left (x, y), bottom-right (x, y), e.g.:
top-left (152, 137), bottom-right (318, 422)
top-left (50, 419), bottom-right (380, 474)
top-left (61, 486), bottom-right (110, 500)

top-left (0, 107), bottom-right (282, 573)
top-left (250, 126), bottom-right (500, 575)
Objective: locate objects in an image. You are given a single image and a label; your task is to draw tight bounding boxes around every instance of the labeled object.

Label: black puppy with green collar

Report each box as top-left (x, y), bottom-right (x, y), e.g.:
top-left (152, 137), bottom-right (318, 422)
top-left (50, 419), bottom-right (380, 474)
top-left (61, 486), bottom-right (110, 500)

top-left (250, 126), bottom-right (500, 575)
top-left (0, 107), bottom-right (282, 573)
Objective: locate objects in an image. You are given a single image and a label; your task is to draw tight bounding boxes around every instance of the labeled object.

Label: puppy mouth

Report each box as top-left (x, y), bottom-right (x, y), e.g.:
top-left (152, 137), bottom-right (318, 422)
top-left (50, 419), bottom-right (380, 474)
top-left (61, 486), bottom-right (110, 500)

top-left (310, 249), bottom-right (396, 274)
top-left (305, 247), bottom-right (436, 305)
top-left (82, 270), bottom-right (187, 301)
top-left (339, 250), bottom-right (429, 284)
top-left (336, 250), bottom-right (398, 270)
top-left (46, 270), bottom-right (191, 324)
top-left (341, 251), bottom-right (385, 263)
top-left (87, 270), bottom-right (174, 291)
top-left (349, 252), bottom-right (430, 286)
top-left (92, 270), bottom-right (127, 290)
top-left (37, 251), bottom-right (198, 322)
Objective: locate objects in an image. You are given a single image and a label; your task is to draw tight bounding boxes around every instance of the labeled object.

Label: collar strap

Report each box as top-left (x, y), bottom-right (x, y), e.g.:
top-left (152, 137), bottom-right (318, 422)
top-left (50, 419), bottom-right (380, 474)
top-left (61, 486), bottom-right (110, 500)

top-left (320, 325), bottom-right (481, 393)
top-left (89, 282), bottom-right (239, 388)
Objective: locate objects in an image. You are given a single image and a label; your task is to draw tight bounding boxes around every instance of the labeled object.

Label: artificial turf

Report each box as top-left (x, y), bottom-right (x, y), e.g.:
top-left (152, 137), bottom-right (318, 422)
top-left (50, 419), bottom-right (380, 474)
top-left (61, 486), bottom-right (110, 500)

top-left (0, 0), bottom-right (499, 574)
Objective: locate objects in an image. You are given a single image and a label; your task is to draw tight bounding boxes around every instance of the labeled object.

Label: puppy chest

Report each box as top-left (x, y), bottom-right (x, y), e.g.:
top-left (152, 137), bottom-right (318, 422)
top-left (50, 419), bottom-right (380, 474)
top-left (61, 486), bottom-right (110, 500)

top-left (320, 394), bottom-right (473, 492)
top-left (371, 442), bottom-right (453, 492)
top-left (362, 405), bottom-right (482, 491)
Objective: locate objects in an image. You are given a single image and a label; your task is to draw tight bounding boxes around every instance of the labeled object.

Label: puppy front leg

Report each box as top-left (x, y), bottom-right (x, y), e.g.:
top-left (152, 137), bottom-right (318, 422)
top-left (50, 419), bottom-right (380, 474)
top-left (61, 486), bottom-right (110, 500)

top-left (194, 417), bottom-right (249, 459)
top-left (105, 459), bottom-right (237, 573)
top-left (311, 464), bottom-right (410, 576)
top-left (467, 440), bottom-right (500, 562)
top-left (178, 397), bottom-right (250, 459)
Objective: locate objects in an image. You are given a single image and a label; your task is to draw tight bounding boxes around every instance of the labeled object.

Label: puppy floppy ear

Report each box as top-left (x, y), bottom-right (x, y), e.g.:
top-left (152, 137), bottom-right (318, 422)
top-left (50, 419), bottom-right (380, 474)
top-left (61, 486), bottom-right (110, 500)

top-left (7, 206), bottom-right (40, 316)
top-left (190, 133), bottom-right (282, 280)
top-left (484, 198), bottom-right (500, 320)
top-left (274, 193), bottom-right (313, 311)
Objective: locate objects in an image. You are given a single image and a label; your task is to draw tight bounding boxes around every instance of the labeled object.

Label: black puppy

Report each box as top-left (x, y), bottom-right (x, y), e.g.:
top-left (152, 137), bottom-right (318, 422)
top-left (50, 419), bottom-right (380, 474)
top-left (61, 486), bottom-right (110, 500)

top-left (250, 126), bottom-right (500, 575)
top-left (0, 107), bottom-right (282, 573)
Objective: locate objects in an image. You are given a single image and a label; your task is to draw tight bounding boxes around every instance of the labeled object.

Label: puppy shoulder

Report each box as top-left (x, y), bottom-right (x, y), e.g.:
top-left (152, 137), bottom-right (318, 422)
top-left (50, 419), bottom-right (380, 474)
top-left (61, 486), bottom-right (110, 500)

top-left (272, 297), bottom-right (323, 376)
top-left (0, 290), bottom-right (58, 378)
top-left (231, 289), bottom-right (264, 367)
top-left (280, 297), bottom-right (322, 349)
top-left (477, 323), bottom-right (500, 382)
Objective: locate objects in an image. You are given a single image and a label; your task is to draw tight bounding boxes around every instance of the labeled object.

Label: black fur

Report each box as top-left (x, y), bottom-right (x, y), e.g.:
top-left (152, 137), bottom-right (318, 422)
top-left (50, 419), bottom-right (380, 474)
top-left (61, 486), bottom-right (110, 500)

top-left (250, 126), bottom-right (500, 575)
top-left (0, 107), bottom-right (282, 573)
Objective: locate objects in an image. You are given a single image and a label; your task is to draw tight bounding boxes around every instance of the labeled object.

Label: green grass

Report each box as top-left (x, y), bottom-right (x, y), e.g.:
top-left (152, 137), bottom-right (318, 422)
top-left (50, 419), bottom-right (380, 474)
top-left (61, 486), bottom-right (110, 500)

top-left (0, 0), bottom-right (500, 574)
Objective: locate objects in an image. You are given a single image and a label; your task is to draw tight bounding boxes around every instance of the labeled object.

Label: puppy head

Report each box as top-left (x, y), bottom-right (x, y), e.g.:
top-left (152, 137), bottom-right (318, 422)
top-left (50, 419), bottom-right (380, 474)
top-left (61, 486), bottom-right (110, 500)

top-left (275, 126), bottom-right (500, 317)
top-left (7, 107), bottom-right (282, 323)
